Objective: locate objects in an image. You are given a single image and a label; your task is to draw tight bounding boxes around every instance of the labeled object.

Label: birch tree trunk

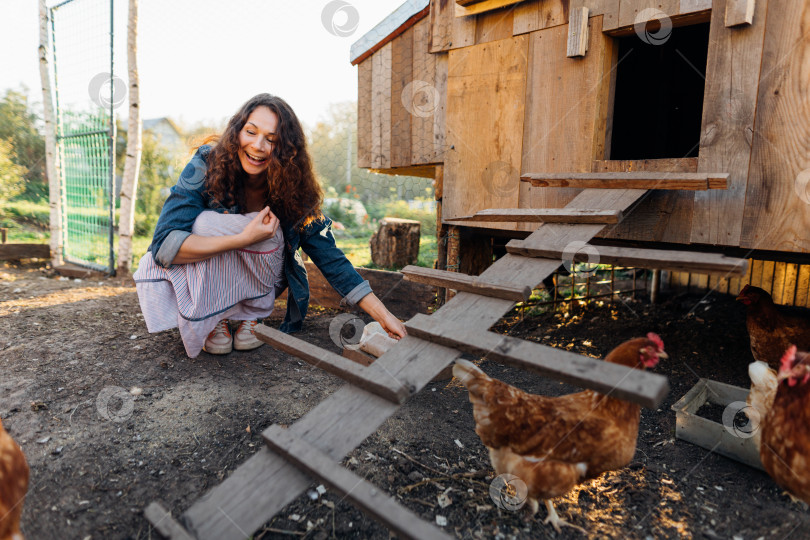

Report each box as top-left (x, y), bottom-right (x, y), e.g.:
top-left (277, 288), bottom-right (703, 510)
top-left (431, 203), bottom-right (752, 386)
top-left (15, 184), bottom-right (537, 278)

top-left (117, 0), bottom-right (142, 275)
top-left (38, 0), bottom-right (63, 268)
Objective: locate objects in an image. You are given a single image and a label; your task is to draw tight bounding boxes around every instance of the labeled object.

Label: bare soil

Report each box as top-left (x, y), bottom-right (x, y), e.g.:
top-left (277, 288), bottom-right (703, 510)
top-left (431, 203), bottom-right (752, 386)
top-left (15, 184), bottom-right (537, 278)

top-left (1, 261), bottom-right (808, 539)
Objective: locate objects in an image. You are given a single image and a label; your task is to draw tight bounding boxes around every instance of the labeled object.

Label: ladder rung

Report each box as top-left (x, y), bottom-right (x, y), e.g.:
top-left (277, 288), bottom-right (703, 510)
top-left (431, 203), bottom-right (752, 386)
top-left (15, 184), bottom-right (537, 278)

top-left (254, 325), bottom-right (410, 404)
top-left (521, 172), bottom-right (728, 190)
top-left (144, 502), bottom-right (195, 540)
top-left (401, 266), bottom-right (531, 301)
top-left (451, 208), bottom-right (623, 224)
top-left (405, 314), bottom-right (670, 409)
top-left (506, 240), bottom-right (748, 276)
top-left (263, 425), bottom-right (453, 540)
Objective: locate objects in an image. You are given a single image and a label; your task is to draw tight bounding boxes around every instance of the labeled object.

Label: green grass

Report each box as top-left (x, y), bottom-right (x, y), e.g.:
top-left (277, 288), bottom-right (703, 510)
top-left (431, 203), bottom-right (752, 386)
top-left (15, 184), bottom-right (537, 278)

top-left (335, 231), bottom-right (437, 269)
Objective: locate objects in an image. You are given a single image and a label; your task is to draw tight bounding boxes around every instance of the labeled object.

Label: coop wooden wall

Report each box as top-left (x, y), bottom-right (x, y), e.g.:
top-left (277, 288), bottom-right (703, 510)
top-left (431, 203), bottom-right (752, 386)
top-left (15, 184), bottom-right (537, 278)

top-left (669, 259), bottom-right (810, 308)
top-left (356, 0), bottom-right (810, 254)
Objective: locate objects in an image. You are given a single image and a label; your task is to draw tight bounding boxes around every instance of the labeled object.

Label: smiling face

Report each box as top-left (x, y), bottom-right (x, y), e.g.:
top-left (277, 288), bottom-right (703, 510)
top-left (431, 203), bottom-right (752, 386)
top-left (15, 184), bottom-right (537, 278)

top-left (237, 106), bottom-right (278, 180)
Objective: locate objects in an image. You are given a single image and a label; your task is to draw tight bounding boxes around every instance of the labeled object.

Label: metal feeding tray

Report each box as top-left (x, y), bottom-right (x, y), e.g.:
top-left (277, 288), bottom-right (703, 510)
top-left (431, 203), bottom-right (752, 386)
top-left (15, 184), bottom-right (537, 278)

top-left (671, 378), bottom-right (763, 471)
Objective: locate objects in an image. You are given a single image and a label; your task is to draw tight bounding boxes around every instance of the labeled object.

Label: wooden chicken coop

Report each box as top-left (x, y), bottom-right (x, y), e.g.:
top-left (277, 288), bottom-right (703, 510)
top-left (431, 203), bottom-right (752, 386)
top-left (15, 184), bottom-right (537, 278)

top-left (351, 0), bottom-right (810, 305)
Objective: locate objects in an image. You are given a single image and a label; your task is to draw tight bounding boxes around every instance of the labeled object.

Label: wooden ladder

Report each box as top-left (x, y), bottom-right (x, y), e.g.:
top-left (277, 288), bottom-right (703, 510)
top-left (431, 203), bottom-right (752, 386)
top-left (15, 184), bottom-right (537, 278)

top-left (145, 174), bottom-right (745, 539)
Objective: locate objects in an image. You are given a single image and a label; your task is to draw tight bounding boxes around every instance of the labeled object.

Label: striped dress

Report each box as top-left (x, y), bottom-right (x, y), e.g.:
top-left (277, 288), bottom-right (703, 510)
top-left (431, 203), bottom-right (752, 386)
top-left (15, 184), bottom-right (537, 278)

top-left (133, 211), bottom-right (285, 358)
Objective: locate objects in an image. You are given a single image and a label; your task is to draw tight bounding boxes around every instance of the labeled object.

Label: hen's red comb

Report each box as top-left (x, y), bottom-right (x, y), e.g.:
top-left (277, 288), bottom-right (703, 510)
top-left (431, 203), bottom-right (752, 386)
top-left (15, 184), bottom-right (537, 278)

top-left (780, 345), bottom-right (798, 375)
top-left (647, 332), bottom-right (664, 350)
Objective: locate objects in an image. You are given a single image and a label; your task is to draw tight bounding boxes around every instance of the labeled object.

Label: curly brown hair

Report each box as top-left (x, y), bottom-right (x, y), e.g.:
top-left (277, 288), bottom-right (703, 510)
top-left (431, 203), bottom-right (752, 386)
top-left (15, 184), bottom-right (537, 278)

top-left (202, 94), bottom-right (323, 229)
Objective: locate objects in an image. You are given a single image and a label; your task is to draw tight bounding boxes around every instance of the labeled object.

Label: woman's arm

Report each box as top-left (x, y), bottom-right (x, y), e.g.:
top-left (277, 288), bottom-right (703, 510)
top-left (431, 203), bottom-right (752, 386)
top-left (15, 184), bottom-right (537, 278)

top-left (172, 207), bottom-right (280, 264)
top-left (299, 217), bottom-right (407, 339)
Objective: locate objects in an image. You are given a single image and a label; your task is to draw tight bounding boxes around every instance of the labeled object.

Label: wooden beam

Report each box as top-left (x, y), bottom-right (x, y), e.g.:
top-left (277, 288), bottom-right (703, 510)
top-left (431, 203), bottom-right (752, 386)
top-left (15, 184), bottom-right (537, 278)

top-left (505, 241), bottom-right (749, 276)
top-left (401, 265), bottom-right (531, 301)
top-left (454, 0), bottom-right (524, 17)
top-left (0, 243), bottom-right (50, 260)
top-left (521, 172), bottom-right (729, 190)
top-left (405, 314), bottom-right (669, 408)
top-left (264, 425), bottom-right (453, 540)
top-left (451, 208), bottom-right (622, 224)
top-left (144, 502), bottom-right (195, 540)
top-left (725, 0), bottom-right (756, 26)
top-left (254, 325), bottom-right (411, 404)
top-left (566, 7), bottom-right (589, 57)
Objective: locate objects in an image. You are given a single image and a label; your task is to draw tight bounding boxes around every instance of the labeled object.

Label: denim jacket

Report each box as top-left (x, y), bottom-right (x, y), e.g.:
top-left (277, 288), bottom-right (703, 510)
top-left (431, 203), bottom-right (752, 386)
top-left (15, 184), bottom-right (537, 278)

top-left (149, 145), bottom-right (372, 333)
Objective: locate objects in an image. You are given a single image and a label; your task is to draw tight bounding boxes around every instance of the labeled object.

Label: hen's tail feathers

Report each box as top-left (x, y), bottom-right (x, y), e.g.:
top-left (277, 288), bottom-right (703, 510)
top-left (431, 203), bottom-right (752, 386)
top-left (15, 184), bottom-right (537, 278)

top-left (453, 359), bottom-right (490, 385)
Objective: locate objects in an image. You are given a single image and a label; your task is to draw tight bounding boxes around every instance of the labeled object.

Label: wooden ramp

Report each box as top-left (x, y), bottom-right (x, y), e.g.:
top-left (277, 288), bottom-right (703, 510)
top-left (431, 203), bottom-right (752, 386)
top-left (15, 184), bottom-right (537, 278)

top-left (145, 185), bottom-right (744, 539)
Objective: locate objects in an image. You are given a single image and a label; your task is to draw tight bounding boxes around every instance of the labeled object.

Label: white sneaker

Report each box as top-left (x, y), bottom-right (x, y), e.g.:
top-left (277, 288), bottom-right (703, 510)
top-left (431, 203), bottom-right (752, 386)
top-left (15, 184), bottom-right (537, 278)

top-left (204, 319), bottom-right (232, 355)
top-left (234, 320), bottom-right (263, 351)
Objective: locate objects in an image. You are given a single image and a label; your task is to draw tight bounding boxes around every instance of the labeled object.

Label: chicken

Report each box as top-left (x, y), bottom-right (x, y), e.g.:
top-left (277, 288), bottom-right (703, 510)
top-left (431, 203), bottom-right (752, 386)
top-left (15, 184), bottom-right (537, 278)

top-left (0, 418), bottom-right (28, 540)
top-left (453, 333), bottom-right (667, 532)
top-left (746, 361), bottom-right (778, 451)
top-left (759, 346), bottom-right (810, 505)
top-left (737, 285), bottom-right (810, 369)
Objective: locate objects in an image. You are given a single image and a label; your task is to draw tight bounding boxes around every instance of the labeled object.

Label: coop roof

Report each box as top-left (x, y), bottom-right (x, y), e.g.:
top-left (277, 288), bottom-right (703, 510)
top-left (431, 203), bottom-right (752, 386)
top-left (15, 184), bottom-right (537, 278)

top-left (349, 0), bottom-right (429, 65)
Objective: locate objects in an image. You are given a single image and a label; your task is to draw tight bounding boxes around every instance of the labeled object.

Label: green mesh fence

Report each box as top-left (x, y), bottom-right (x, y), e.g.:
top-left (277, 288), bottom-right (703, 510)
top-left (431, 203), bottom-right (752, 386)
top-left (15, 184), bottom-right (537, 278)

top-left (50, 0), bottom-right (115, 272)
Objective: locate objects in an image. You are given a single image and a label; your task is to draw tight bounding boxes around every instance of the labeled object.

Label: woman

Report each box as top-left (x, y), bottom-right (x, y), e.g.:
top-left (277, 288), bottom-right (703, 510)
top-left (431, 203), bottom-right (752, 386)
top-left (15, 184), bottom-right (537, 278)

top-left (133, 94), bottom-right (407, 357)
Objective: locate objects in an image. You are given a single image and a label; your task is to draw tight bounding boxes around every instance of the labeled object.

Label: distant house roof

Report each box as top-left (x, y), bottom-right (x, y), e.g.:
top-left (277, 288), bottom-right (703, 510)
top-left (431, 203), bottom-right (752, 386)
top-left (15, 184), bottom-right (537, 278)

top-left (142, 117), bottom-right (183, 137)
top-left (350, 0), bottom-right (429, 65)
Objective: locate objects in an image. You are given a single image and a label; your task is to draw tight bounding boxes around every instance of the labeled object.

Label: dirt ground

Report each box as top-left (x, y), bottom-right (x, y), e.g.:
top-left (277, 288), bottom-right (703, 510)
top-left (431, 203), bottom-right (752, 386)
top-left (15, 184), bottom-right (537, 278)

top-left (1, 260), bottom-right (809, 540)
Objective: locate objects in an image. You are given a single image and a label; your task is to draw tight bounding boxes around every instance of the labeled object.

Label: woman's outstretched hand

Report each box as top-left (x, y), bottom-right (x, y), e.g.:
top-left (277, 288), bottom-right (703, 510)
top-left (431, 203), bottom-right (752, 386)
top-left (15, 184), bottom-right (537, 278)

top-left (357, 293), bottom-right (407, 340)
top-left (240, 207), bottom-right (280, 246)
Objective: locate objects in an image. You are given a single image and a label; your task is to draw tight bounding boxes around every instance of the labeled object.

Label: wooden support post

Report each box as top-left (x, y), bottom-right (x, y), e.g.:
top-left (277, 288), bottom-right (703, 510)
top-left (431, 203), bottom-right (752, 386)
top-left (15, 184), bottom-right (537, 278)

top-left (264, 425), bottom-right (453, 540)
top-left (405, 314), bottom-right (669, 408)
top-left (0, 228), bottom-right (6, 244)
top-left (402, 265), bottom-right (531, 301)
top-left (520, 172), bottom-right (729, 190)
top-left (445, 225), bottom-right (460, 302)
top-left (650, 269), bottom-right (661, 304)
top-left (566, 7), bottom-right (589, 57)
top-left (254, 325), bottom-right (411, 404)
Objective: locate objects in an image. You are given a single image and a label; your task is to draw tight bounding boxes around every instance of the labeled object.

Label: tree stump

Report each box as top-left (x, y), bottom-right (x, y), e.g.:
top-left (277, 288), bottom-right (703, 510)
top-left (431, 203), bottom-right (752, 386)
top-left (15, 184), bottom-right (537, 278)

top-left (369, 217), bottom-right (421, 269)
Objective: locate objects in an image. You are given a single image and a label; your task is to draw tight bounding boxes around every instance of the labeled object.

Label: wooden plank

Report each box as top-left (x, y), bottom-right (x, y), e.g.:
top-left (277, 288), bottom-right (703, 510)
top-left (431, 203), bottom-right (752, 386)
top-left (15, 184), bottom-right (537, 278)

top-left (474, 4), bottom-right (515, 45)
top-left (371, 43), bottom-right (393, 169)
top-left (455, 0), bottom-right (524, 16)
top-left (443, 36), bottom-right (528, 229)
top-left (429, 0), bottom-right (476, 53)
top-left (567, 7), bottom-right (590, 57)
top-left (513, 0), bottom-right (568, 34)
top-left (368, 165), bottom-right (437, 178)
top-left (254, 325), bottom-right (410, 404)
top-left (726, 0), bottom-right (756, 26)
top-left (405, 314), bottom-right (670, 408)
top-left (691, 0), bottom-right (768, 247)
top-left (783, 263), bottom-right (799, 306)
top-left (263, 425), bottom-right (453, 540)
top-left (506, 242), bottom-right (749, 275)
top-left (401, 265), bottom-right (531, 301)
top-left (410, 18), bottom-right (447, 165)
top-left (350, 2), bottom-right (430, 65)
top-left (574, 0), bottom-right (620, 31)
top-left (390, 27), bottom-right (414, 168)
top-left (357, 61), bottom-right (373, 169)
top-left (797, 265), bottom-right (810, 308)
top-left (749, 259), bottom-right (764, 288)
top-left (594, 158), bottom-right (697, 244)
top-left (0, 243), bottom-right (50, 259)
top-left (740, 1), bottom-right (810, 253)
top-left (452, 208), bottom-right (623, 223)
top-left (522, 172), bottom-right (728, 189)
top-left (343, 347), bottom-right (375, 367)
top-left (617, 0), bottom-right (680, 30)
top-left (144, 502), bottom-right (195, 540)
top-left (519, 19), bottom-right (613, 231)
top-left (178, 188), bottom-right (651, 539)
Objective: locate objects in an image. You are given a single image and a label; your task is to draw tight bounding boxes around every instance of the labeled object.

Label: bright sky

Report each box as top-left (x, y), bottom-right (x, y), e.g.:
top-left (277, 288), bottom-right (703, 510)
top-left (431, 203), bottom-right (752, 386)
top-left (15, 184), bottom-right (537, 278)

top-left (0, 0), bottom-right (407, 128)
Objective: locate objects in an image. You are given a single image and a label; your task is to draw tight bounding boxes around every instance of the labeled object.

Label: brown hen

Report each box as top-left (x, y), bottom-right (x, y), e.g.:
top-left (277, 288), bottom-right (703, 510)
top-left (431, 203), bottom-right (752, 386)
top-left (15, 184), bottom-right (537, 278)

top-left (759, 346), bottom-right (810, 505)
top-left (0, 418), bottom-right (28, 540)
top-left (737, 285), bottom-right (810, 368)
top-left (453, 334), bottom-right (666, 532)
